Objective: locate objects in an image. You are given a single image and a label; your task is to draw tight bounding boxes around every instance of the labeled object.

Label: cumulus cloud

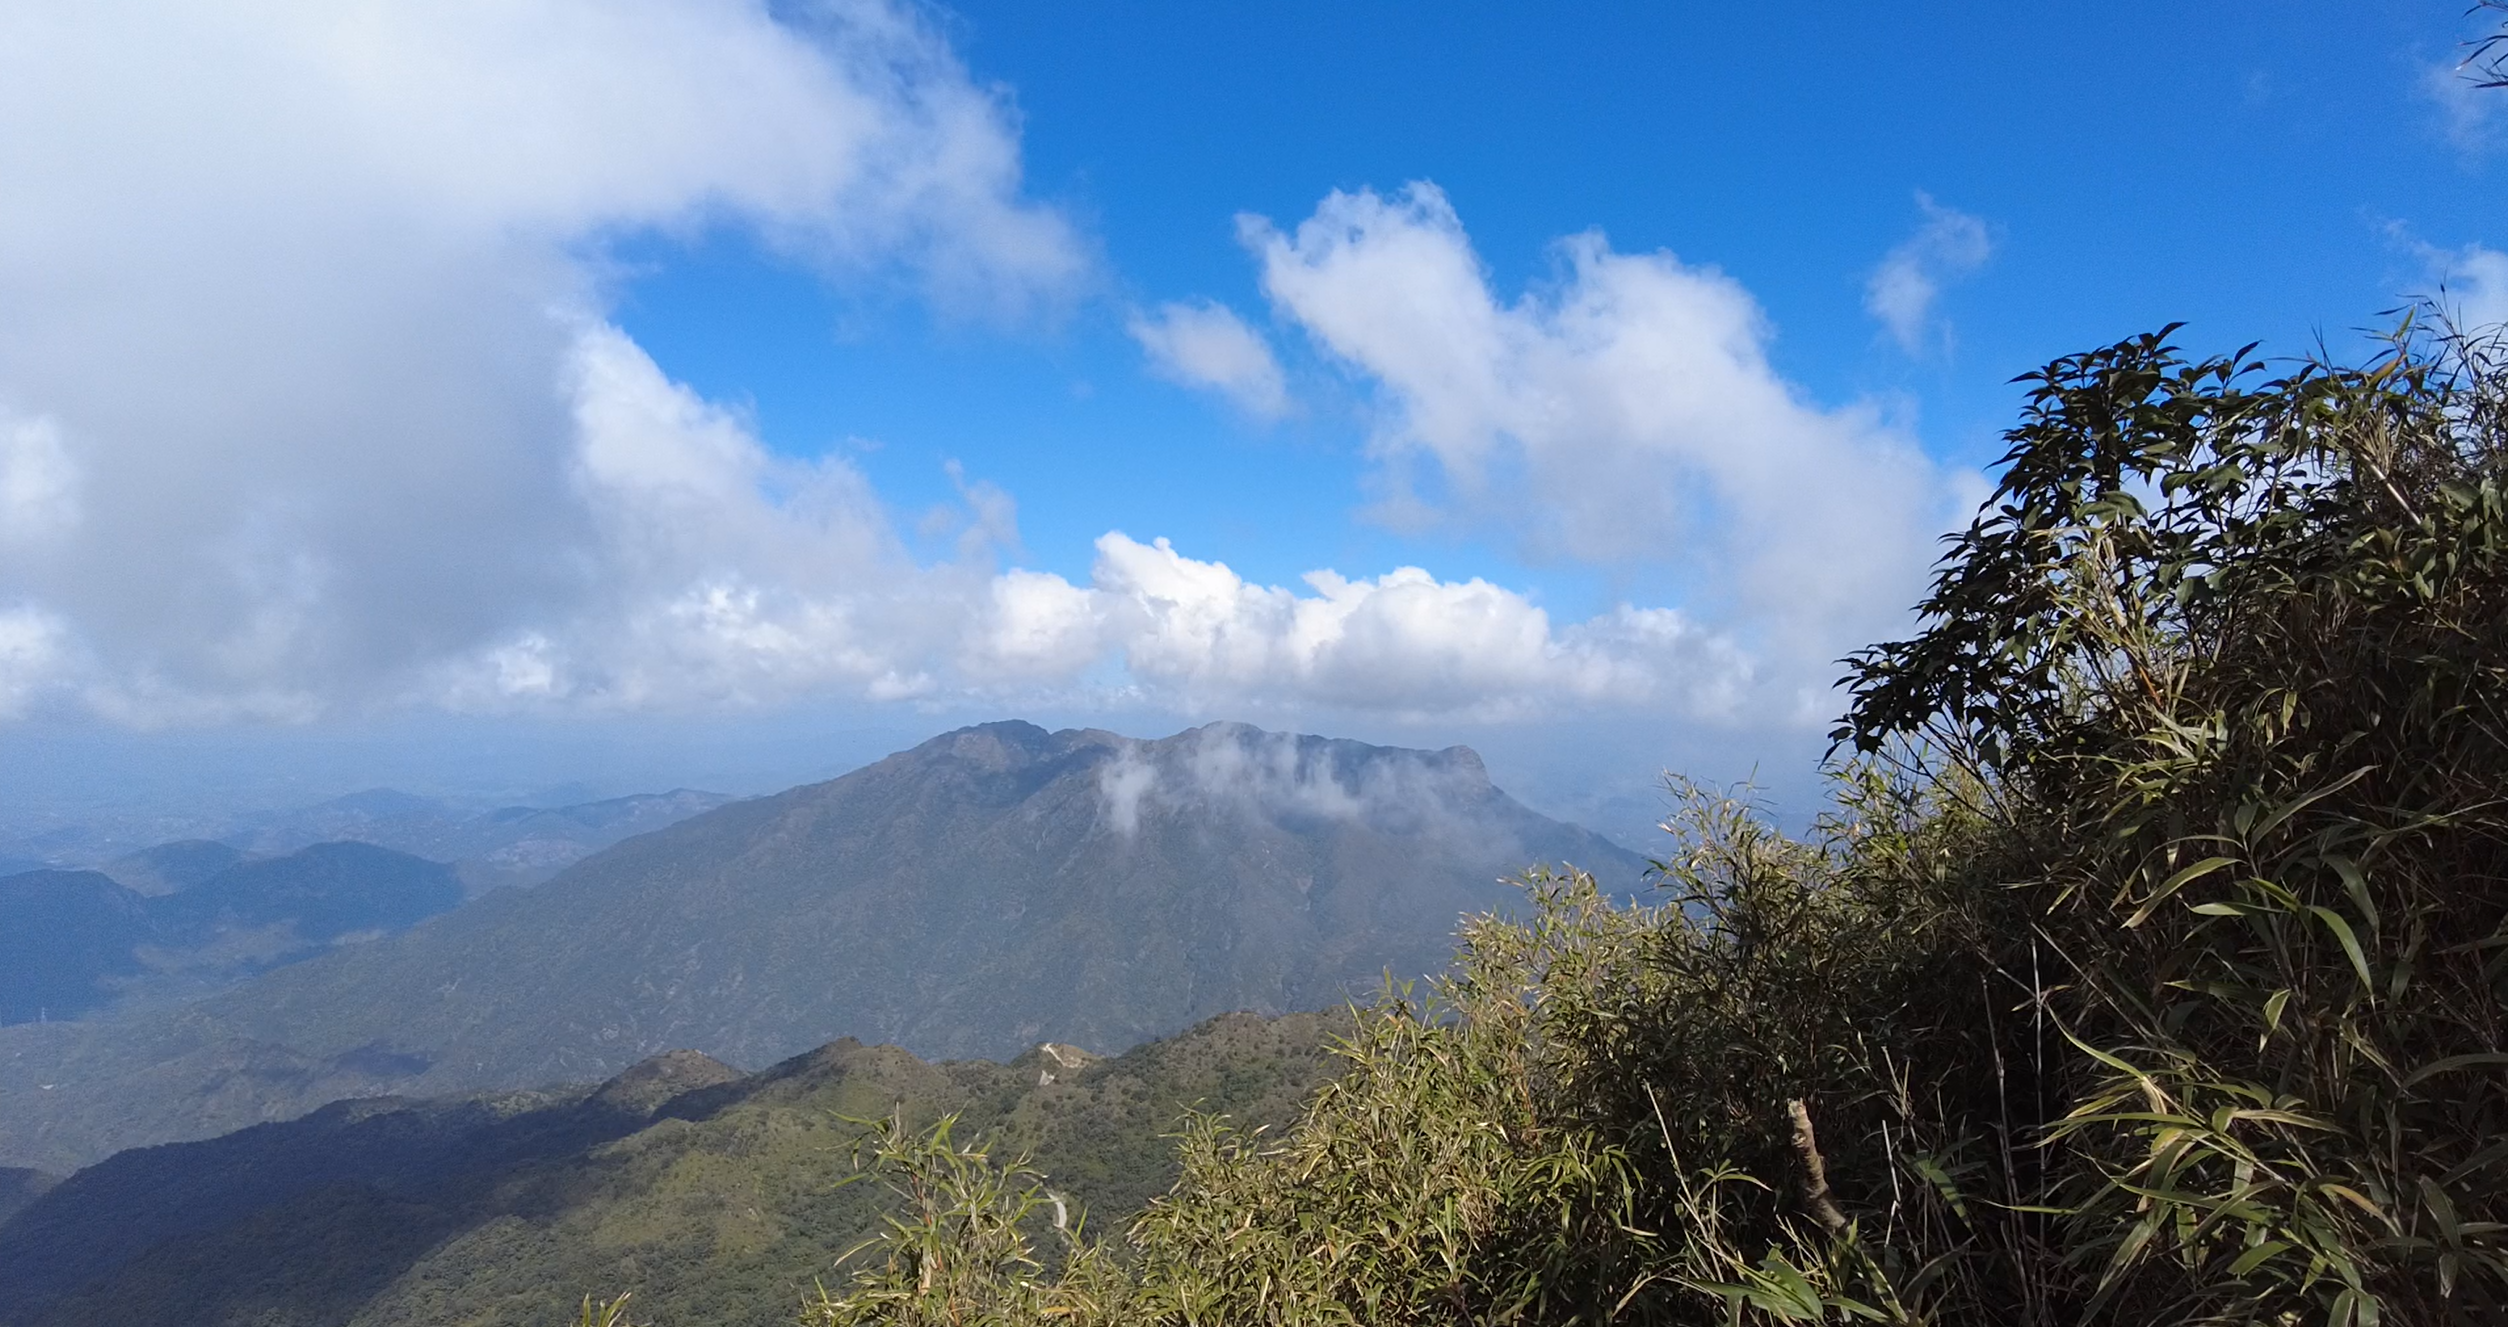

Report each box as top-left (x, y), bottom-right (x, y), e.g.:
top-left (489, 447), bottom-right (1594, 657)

top-left (1865, 193), bottom-right (1994, 355)
top-left (0, 7), bottom-right (1913, 732)
top-left (1238, 183), bottom-right (1962, 689)
top-left (422, 325), bottom-right (992, 712)
top-left (0, 0), bottom-right (1079, 725)
top-left (1127, 300), bottom-right (1292, 417)
top-left (1079, 533), bottom-right (1747, 720)
top-left (374, 325), bottom-right (1756, 722)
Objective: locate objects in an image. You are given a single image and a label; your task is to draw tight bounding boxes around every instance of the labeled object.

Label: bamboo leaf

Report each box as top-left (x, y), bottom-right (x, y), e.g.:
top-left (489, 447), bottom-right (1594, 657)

top-left (2306, 905), bottom-right (2376, 994)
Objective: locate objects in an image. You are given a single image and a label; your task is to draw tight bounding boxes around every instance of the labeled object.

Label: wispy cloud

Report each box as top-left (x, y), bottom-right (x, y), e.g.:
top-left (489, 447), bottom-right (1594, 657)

top-left (1865, 193), bottom-right (1994, 355)
top-left (2424, 20), bottom-right (2508, 154)
top-left (1127, 300), bottom-right (1292, 418)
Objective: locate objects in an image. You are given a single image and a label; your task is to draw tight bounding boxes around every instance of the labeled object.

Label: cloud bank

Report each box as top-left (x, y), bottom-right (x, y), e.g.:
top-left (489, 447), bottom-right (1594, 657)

top-left (421, 333), bottom-right (1748, 723)
top-left (0, 0), bottom-right (1076, 724)
top-left (0, 8), bottom-right (1952, 731)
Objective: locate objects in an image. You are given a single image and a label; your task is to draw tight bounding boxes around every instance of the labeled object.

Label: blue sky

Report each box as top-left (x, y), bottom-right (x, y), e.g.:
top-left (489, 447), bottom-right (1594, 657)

top-left (0, 1), bottom-right (2501, 838)
top-left (623, 1), bottom-right (2501, 586)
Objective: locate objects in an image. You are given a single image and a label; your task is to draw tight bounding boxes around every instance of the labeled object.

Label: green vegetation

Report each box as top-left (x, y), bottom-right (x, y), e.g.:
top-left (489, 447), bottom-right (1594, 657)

top-left (12, 315), bottom-right (2502, 1326)
top-left (0, 1013), bottom-right (1344, 1327)
top-left (800, 319), bottom-right (2508, 1325)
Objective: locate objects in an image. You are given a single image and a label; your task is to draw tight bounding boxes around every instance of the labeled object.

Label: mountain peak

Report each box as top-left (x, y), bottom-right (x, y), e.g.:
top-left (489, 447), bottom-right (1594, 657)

top-left (0, 720), bottom-right (1643, 1169)
top-left (590, 1049), bottom-right (742, 1115)
top-left (913, 719), bottom-right (1074, 770)
top-left (1017, 1041), bottom-right (1099, 1086)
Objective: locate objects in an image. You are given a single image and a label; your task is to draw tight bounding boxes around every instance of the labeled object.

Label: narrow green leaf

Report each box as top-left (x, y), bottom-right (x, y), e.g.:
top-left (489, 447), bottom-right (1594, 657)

top-left (2306, 905), bottom-right (2375, 994)
top-left (2399, 1052), bottom-right (2508, 1090)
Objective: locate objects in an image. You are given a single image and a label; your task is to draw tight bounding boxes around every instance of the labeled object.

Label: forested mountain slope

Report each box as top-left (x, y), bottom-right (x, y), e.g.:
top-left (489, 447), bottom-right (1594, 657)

top-left (0, 1012), bottom-right (1345, 1327)
top-left (0, 721), bottom-right (1638, 1171)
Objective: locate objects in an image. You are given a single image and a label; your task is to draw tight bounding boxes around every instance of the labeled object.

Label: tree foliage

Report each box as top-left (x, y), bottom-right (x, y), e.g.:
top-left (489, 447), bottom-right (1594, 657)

top-left (2469, 0), bottom-right (2508, 90)
top-left (1841, 318), bottom-right (2508, 1323)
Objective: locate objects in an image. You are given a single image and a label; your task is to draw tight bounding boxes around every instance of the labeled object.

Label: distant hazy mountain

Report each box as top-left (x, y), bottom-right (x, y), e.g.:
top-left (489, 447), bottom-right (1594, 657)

top-left (0, 844), bottom-right (460, 1026)
top-left (0, 872), bottom-right (155, 1023)
top-left (0, 1012), bottom-right (1345, 1327)
top-left (0, 721), bottom-right (1640, 1170)
top-left (97, 841), bottom-right (248, 897)
top-left (149, 842), bottom-right (462, 946)
top-left (221, 787), bottom-right (738, 891)
top-left (0, 788), bottom-right (736, 891)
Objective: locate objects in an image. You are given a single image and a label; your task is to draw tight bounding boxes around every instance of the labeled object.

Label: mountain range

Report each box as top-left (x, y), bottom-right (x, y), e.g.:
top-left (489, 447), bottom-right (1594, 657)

top-left (0, 720), bottom-right (1641, 1172)
top-left (215, 786), bottom-right (740, 893)
top-left (0, 787), bottom-right (737, 895)
top-left (0, 843), bottom-right (461, 1025)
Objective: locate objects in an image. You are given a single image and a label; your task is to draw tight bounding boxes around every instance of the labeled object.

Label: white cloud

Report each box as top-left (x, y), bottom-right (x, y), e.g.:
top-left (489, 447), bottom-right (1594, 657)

top-left (0, 9), bottom-right (1909, 732)
top-left (977, 568), bottom-right (1108, 681)
top-left (2434, 244), bottom-right (2508, 333)
top-left (1865, 193), bottom-right (1993, 355)
top-left (1082, 533), bottom-right (1748, 721)
top-left (1127, 299), bottom-right (1292, 417)
top-left (0, 607), bottom-right (68, 719)
top-left (412, 332), bottom-right (1734, 723)
top-left (0, 0), bottom-right (1080, 724)
top-left (435, 324), bottom-right (972, 711)
top-left (0, 408), bottom-right (78, 547)
top-left (2426, 51), bottom-right (2506, 153)
top-left (1238, 183), bottom-right (1962, 690)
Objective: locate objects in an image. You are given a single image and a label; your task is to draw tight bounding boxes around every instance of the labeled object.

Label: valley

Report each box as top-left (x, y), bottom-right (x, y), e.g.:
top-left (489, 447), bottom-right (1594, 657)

top-left (0, 1011), bottom-right (1348, 1327)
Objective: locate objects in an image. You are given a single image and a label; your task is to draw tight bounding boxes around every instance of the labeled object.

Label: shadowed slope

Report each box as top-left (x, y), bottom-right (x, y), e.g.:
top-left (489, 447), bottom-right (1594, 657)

top-left (0, 1013), bottom-right (1344, 1327)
